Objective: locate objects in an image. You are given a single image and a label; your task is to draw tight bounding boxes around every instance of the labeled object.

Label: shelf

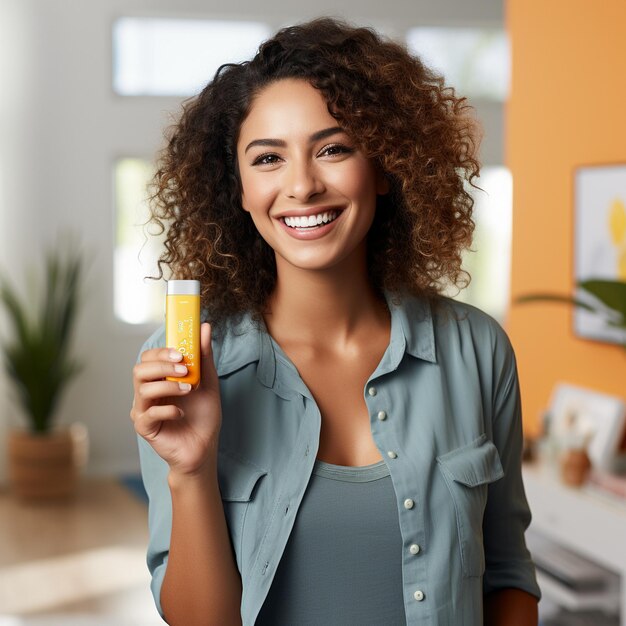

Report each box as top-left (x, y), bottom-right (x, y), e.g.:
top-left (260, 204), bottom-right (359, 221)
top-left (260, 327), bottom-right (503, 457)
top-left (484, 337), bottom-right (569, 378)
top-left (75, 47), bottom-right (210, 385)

top-left (522, 462), bottom-right (626, 575)
top-left (523, 462), bottom-right (626, 625)
top-left (536, 570), bottom-right (620, 613)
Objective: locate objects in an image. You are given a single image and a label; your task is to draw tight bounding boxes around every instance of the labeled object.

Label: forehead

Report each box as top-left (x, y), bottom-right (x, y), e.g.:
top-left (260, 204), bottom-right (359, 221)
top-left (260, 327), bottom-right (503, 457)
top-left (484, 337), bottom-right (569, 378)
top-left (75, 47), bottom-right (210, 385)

top-left (238, 78), bottom-right (338, 145)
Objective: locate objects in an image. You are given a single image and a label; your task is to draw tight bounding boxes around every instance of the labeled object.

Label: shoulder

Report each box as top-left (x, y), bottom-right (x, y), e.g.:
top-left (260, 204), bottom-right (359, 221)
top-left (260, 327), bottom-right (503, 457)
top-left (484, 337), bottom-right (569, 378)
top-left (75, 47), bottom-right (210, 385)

top-left (430, 295), bottom-right (513, 351)
top-left (434, 298), bottom-right (520, 408)
top-left (134, 325), bottom-right (166, 366)
top-left (418, 296), bottom-right (521, 415)
top-left (138, 324), bottom-right (166, 355)
top-left (413, 295), bottom-right (517, 377)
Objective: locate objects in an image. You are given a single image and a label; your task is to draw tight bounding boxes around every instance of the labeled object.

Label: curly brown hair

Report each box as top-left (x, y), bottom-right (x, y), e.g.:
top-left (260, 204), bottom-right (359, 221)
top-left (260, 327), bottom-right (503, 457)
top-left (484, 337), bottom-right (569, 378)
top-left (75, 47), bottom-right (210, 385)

top-left (148, 16), bottom-right (481, 331)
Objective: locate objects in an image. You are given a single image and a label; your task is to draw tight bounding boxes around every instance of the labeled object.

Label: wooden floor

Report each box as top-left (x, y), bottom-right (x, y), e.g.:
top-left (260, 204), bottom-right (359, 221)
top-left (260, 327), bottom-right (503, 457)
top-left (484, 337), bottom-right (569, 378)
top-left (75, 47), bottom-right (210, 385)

top-left (0, 478), bottom-right (163, 625)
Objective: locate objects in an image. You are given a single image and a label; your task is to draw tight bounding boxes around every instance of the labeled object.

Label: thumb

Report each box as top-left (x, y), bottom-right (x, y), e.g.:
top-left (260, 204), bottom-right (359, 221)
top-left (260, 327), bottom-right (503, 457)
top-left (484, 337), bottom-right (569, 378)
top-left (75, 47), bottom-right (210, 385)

top-left (199, 322), bottom-right (217, 387)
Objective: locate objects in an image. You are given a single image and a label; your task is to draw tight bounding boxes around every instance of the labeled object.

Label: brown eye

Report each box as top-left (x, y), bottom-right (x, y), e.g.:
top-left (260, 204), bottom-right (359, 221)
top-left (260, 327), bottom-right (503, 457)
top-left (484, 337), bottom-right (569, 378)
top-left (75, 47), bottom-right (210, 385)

top-left (252, 153), bottom-right (281, 166)
top-left (318, 144), bottom-right (354, 158)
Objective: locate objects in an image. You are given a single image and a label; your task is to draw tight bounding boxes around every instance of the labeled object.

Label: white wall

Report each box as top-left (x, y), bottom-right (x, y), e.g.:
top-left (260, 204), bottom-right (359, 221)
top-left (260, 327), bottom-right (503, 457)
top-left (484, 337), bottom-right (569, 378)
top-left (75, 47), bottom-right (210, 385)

top-left (0, 0), bottom-right (40, 483)
top-left (0, 0), bottom-right (503, 481)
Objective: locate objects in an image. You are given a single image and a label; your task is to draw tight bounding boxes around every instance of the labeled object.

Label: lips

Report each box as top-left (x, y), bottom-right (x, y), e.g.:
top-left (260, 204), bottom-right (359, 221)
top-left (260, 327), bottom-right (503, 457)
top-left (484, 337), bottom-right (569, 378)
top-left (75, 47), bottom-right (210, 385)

top-left (276, 207), bottom-right (345, 240)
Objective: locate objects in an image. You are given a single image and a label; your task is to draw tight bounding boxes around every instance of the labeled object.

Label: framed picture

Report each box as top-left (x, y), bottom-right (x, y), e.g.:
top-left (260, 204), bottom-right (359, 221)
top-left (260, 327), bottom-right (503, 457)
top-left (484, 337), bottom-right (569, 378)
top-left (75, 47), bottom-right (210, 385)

top-left (574, 163), bottom-right (626, 344)
top-left (547, 382), bottom-right (626, 472)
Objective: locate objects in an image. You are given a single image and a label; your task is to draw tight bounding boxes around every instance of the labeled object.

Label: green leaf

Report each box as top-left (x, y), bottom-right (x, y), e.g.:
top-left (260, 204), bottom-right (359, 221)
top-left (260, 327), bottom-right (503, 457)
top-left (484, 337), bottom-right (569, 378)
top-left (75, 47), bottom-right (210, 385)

top-left (578, 279), bottom-right (626, 322)
top-left (0, 241), bottom-right (86, 433)
top-left (0, 276), bottom-right (33, 347)
top-left (514, 292), bottom-right (599, 313)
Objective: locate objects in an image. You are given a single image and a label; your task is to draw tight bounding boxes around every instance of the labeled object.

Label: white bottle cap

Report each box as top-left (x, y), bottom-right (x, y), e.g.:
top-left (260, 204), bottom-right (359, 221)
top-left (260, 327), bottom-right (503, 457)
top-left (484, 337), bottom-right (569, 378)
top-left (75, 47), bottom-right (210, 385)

top-left (167, 280), bottom-right (201, 295)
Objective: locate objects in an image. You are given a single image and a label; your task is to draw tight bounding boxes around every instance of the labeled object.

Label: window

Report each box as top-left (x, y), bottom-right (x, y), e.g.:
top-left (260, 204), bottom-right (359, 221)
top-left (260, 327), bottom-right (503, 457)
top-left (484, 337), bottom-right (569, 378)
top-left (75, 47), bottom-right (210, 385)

top-left (112, 20), bottom-right (511, 325)
top-left (112, 17), bottom-right (272, 325)
top-left (112, 18), bottom-right (271, 96)
top-left (406, 27), bottom-right (509, 101)
top-left (405, 27), bottom-right (512, 319)
top-left (114, 158), bottom-right (164, 325)
top-left (453, 166), bottom-right (513, 322)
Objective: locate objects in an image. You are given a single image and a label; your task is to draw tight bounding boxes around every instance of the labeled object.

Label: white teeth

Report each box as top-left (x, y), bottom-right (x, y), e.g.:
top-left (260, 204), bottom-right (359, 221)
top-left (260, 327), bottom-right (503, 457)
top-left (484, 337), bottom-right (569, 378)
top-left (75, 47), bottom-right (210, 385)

top-left (284, 211), bottom-right (339, 228)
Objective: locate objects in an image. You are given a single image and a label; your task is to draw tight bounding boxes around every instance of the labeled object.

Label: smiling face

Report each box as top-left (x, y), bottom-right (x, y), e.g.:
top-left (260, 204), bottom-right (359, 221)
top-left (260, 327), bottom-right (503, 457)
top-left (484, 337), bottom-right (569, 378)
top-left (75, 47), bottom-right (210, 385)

top-left (236, 78), bottom-right (388, 274)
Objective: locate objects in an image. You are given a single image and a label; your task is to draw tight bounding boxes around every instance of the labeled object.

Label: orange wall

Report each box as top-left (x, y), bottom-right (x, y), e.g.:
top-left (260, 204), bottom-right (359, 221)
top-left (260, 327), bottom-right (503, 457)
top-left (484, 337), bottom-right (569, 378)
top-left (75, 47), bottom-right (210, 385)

top-left (506, 0), bottom-right (626, 437)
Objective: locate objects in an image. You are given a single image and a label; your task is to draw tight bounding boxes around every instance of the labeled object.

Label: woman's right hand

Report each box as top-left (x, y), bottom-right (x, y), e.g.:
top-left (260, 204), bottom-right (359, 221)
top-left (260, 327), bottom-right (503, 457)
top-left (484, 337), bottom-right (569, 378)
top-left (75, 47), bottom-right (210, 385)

top-left (130, 322), bottom-right (222, 477)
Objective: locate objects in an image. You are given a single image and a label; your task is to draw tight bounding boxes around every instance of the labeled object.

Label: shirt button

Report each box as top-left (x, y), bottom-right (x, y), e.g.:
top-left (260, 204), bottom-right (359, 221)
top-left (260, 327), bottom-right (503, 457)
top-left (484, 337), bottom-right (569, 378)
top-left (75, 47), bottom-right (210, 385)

top-left (387, 450), bottom-right (397, 459)
top-left (368, 386), bottom-right (377, 396)
top-left (377, 410), bottom-right (387, 421)
top-left (409, 544), bottom-right (421, 555)
top-left (404, 498), bottom-right (414, 510)
top-left (414, 589), bottom-right (425, 602)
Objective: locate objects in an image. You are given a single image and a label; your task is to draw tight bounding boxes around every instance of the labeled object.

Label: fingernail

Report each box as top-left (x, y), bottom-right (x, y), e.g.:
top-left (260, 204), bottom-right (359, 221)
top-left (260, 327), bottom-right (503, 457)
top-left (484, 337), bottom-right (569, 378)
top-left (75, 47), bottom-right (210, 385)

top-left (169, 350), bottom-right (183, 361)
top-left (174, 364), bottom-right (187, 374)
top-left (178, 382), bottom-right (191, 391)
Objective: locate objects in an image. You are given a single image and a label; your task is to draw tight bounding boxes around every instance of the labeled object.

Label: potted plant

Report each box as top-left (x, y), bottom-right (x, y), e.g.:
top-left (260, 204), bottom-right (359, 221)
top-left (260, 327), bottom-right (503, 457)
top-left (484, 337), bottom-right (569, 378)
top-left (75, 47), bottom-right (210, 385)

top-left (515, 278), bottom-right (626, 352)
top-left (0, 243), bottom-right (87, 499)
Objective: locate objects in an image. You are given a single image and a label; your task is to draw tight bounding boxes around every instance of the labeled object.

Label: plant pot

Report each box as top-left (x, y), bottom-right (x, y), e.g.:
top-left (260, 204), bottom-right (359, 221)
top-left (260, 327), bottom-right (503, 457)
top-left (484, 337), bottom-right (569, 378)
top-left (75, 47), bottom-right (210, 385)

top-left (7, 423), bottom-right (88, 500)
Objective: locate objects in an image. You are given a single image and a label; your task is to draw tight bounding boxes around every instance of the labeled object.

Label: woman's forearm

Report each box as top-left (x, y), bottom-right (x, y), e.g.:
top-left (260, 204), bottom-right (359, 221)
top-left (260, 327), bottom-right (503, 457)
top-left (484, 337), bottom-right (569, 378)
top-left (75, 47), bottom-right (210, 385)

top-left (484, 588), bottom-right (538, 626)
top-left (160, 457), bottom-right (243, 626)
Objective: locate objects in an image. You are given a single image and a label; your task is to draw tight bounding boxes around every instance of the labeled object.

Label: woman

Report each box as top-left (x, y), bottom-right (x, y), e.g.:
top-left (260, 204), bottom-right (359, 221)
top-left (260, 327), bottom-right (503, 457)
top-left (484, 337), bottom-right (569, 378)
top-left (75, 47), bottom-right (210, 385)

top-left (131, 17), bottom-right (541, 626)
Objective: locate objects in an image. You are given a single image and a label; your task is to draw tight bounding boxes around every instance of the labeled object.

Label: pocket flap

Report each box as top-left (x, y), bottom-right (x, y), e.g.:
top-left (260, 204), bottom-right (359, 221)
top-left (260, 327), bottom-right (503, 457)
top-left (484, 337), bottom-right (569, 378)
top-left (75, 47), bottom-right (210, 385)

top-left (436, 434), bottom-right (504, 487)
top-left (217, 449), bottom-right (268, 502)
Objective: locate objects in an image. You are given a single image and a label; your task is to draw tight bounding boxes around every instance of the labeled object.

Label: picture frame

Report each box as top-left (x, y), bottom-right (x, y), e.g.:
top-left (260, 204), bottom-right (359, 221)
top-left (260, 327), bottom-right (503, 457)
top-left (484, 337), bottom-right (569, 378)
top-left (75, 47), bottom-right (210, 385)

top-left (547, 382), bottom-right (626, 472)
top-left (573, 163), bottom-right (626, 345)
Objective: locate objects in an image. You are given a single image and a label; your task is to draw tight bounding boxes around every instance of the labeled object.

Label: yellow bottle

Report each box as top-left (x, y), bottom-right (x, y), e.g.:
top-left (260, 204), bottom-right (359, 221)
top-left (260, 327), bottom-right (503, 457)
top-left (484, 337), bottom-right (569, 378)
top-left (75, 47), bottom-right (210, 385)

top-left (165, 280), bottom-right (201, 389)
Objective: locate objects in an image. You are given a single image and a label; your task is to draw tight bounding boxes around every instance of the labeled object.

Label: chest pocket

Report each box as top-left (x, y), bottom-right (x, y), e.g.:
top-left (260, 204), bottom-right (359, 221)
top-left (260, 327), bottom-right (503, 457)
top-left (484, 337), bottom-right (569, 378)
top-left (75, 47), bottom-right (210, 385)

top-left (218, 449), bottom-right (268, 573)
top-left (436, 434), bottom-right (504, 578)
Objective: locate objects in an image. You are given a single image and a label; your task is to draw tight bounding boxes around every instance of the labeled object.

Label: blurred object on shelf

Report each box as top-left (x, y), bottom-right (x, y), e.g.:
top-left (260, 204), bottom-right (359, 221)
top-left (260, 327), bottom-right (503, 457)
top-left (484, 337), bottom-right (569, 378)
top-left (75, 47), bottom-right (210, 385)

top-left (560, 446), bottom-right (592, 487)
top-left (523, 436), bottom-right (538, 462)
top-left (540, 383), bottom-right (626, 473)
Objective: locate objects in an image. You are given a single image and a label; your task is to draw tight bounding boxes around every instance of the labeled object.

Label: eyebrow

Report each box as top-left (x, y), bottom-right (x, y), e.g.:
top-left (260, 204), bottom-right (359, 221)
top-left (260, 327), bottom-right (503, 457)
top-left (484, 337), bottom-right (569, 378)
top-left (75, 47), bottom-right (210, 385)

top-left (244, 126), bottom-right (345, 154)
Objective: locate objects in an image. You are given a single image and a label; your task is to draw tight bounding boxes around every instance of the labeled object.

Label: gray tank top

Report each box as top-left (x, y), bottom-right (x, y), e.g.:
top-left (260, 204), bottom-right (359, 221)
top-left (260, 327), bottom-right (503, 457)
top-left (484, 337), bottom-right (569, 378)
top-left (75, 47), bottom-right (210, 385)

top-left (256, 458), bottom-right (407, 625)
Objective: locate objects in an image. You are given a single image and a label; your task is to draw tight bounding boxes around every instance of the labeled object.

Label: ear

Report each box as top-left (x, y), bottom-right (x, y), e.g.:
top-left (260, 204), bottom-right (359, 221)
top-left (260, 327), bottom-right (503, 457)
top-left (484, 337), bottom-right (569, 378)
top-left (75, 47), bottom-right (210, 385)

top-left (240, 194), bottom-right (250, 213)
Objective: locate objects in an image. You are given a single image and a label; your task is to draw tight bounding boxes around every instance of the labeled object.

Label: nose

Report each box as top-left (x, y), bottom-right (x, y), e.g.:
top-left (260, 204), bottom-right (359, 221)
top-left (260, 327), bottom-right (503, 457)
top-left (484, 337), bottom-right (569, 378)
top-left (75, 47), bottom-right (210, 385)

top-left (283, 158), bottom-right (325, 202)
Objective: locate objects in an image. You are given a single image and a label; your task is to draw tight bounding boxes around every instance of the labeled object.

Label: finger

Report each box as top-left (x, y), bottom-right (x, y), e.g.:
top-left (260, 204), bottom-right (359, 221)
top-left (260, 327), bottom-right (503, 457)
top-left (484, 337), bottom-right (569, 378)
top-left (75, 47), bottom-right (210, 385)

top-left (133, 360), bottom-right (189, 386)
top-left (141, 347), bottom-right (184, 364)
top-left (134, 404), bottom-right (184, 439)
top-left (133, 379), bottom-right (192, 412)
top-left (131, 401), bottom-right (183, 425)
top-left (201, 322), bottom-right (212, 362)
top-left (199, 323), bottom-right (218, 387)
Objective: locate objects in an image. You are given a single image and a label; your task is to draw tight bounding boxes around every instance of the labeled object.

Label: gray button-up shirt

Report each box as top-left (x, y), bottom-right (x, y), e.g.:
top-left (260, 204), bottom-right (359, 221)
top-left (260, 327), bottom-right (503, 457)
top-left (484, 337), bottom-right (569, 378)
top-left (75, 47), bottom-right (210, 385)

top-left (137, 291), bottom-right (541, 625)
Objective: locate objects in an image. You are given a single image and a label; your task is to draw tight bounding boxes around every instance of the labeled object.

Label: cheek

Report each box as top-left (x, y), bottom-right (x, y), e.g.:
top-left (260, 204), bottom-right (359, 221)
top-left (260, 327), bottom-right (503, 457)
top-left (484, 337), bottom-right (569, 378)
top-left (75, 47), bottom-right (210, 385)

top-left (338, 165), bottom-right (379, 206)
top-left (335, 154), bottom-right (376, 185)
top-left (240, 175), bottom-right (276, 214)
top-left (241, 181), bottom-right (264, 213)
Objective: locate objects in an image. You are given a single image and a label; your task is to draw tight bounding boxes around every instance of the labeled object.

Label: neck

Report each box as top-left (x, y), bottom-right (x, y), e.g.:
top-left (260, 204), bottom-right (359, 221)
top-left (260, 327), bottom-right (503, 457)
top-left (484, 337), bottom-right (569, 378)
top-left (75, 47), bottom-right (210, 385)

top-left (263, 246), bottom-right (389, 350)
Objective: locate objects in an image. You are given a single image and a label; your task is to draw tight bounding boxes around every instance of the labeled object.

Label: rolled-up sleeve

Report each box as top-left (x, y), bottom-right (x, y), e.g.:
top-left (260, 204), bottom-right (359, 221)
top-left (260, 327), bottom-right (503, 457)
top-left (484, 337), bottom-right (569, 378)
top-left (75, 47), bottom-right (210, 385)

top-left (135, 327), bottom-right (172, 618)
top-left (482, 333), bottom-right (541, 600)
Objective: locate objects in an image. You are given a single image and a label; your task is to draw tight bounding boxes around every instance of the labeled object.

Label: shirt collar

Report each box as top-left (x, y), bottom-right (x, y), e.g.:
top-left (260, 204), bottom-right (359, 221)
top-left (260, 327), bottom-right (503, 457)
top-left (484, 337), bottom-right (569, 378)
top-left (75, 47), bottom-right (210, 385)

top-left (210, 312), bottom-right (262, 375)
top-left (212, 289), bottom-right (437, 389)
top-left (387, 291), bottom-right (437, 363)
